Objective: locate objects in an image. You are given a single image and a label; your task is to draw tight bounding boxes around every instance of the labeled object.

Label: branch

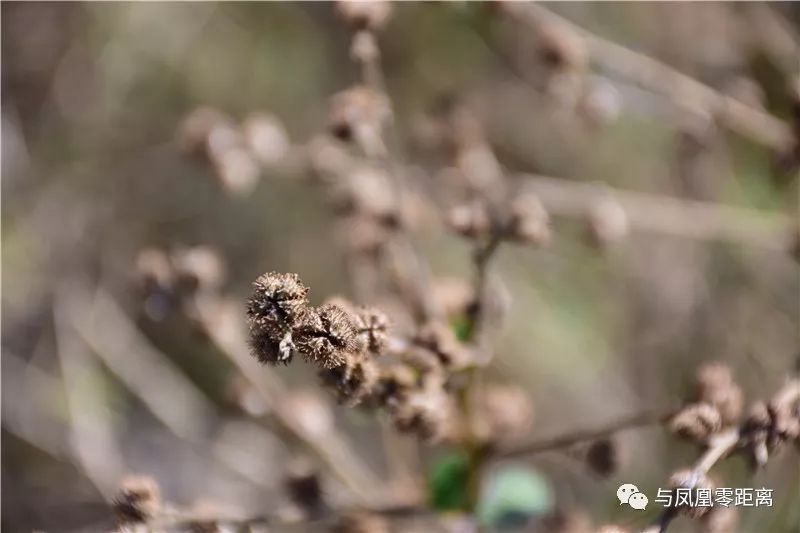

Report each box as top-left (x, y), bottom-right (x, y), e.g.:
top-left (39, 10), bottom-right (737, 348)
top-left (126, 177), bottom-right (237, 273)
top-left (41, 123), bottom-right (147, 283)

top-left (518, 173), bottom-right (793, 251)
top-left (507, 3), bottom-right (794, 151)
top-left (494, 405), bottom-right (678, 459)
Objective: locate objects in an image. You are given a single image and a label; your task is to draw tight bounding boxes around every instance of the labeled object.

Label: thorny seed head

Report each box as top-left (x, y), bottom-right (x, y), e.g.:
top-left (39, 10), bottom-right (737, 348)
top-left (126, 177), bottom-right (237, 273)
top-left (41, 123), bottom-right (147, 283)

top-left (352, 306), bottom-right (391, 354)
top-left (693, 362), bottom-right (743, 425)
top-left (295, 304), bottom-right (360, 369)
top-left (113, 475), bottom-right (161, 525)
top-left (669, 402), bottom-right (723, 444)
top-left (412, 321), bottom-right (471, 370)
top-left (318, 352), bottom-right (379, 406)
top-left (247, 272), bottom-right (310, 364)
top-left (667, 469), bottom-right (715, 518)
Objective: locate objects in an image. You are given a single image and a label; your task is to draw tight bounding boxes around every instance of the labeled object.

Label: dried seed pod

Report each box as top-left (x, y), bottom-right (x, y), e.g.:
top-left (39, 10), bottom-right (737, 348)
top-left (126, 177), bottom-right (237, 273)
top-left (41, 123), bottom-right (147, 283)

top-left (412, 321), bottom-right (471, 369)
top-left (332, 511), bottom-right (390, 533)
top-left (242, 112), bottom-right (290, 166)
top-left (295, 304), bottom-right (360, 369)
top-left (667, 468), bottom-right (715, 518)
top-left (247, 272), bottom-right (310, 364)
top-left (317, 341), bottom-right (379, 406)
top-left (507, 192), bottom-right (550, 246)
top-left (335, 0), bottom-right (392, 32)
top-left (352, 306), bottom-right (391, 354)
top-left (372, 363), bottom-right (418, 406)
top-left (389, 374), bottom-right (454, 442)
top-left (585, 438), bottom-right (619, 478)
top-left (446, 201), bottom-right (491, 238)
top-left (693, 362), bottom-right (743, 425)
top-left (284, 459), bottom-right (325, 519)
top-left (113, 475), bottom-right (161, 524)
top-left (669, 403), bottom-right (722, 444)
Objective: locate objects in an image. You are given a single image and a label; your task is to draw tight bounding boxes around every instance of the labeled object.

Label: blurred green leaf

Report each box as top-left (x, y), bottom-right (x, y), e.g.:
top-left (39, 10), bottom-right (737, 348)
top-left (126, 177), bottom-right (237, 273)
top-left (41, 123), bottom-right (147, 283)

top-left (428, 452), bottom-right (471, 511)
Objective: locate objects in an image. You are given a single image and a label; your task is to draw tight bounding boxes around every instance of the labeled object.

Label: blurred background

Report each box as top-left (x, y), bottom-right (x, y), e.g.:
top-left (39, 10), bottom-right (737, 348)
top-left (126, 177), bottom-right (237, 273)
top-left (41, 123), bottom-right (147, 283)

top-left (2, 2), bottom-right (799, 532)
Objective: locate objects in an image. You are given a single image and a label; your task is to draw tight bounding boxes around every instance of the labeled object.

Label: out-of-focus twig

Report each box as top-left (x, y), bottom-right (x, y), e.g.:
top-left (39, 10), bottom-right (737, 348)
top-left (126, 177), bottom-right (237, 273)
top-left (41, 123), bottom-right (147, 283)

top-left (494, 405), bottom-right (679, 459)
top-left (54, 292), bottom-right (128, 498)
top-left (507, 3), bottom-right (794, 151)
top-left (519, 173), bottom-right (794, 251)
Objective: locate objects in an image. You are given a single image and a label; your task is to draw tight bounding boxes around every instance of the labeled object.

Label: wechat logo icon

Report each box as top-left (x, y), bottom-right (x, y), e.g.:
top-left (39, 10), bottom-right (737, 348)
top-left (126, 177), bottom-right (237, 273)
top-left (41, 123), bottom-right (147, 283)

top-left (617, 483), bottom-right (648, 510)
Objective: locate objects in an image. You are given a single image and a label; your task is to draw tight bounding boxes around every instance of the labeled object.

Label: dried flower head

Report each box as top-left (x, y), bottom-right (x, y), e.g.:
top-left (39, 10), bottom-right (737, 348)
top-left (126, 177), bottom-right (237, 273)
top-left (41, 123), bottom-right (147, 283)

top-left (669, 403), bottom-right (722, 444)
top-left (247, 272), bottom-right (310, 364)
top-left (295, 304), bottom-right (360, 369)
top-left (319, 352), bottom-right (379, 406)
top-left (446, 201), bottom-right (491, 238)
top-left (693, 362), bottom-right (743, 425)
top-left (352, 306), bottom-right (391, 354)
top-left (389, 374), bottom-right (454, 442)
top-left (284, 459), bottom-right (325, 518)
top-left (667, 468), bottom-right (715, 518)
top-left (113, 475), bottom-right (161, 524)
top-left (242, 112), bottom-right (290, 166)
top-left (507, 192), bottom-right (550, 246)
top-left (585, 438), bottom-right (620, 478)
top-left (335, 0), bottom-right (392, 32)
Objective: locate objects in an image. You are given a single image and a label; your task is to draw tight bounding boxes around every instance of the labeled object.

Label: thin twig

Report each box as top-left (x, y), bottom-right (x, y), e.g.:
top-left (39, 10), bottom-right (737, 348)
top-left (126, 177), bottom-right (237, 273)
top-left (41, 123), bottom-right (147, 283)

top-left (507, 3), bottom-right (794, 151)
top-left (495, 405), bottom-right (679, 459)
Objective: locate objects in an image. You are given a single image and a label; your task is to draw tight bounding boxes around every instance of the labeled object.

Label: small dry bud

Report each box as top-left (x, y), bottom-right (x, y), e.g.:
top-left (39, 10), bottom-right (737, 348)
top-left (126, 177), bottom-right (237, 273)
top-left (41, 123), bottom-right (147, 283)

top-left (284, 459), bottom-right (325, 518)
top-left (669, 403), bottom-right (723, 444)
top-left (585, 438), bottom-right (619, 478)
top-left (586, 196), bottom-right (628, 247)
top-left (694, 362), bottom-right (743, 425)
top-left (296, 304), bottom-right (360, 369)
top-left (446, 201), bottom-right (491, 238)
top-left (242, 112), bottom-right (290, 166)
top-left (113, 475), bottom-right (161, 524)
top-left (479, 384), bottom-right (534, 439)
top-left (178, 107), bottom-right (229, 156)
top-left (413, 321), bottom-right (471, 369)
top-left (172, 246), bottom-right (226, 294)
top-left (333, 511), bottom-right (390, 533)
top-left (335, 0), bottom-right (392, 32)
top-left (667, 469), bottom-right (715, 518)
top-left (507, 192), bottom-right (550, 246)
top-left (328, 86), bottom-right (391, 149)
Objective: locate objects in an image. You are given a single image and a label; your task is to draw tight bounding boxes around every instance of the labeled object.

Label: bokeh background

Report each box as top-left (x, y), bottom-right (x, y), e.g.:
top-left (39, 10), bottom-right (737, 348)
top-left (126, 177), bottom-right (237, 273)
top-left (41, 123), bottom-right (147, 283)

top-left (3, 2), bottom-right (799, 532)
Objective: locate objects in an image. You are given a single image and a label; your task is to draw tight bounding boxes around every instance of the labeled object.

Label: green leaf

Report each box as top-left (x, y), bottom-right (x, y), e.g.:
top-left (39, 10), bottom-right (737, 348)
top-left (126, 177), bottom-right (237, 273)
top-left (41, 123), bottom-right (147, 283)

top-left (478, 466), bottom-right (554, 529)
top-left (451, 314), bottom-right (472, 342)
top-left (427, 452), bottom-right (471, 511)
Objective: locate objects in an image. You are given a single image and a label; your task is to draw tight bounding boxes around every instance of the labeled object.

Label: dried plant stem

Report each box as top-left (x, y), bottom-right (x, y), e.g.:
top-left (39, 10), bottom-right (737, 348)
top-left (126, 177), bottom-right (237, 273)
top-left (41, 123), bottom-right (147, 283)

top-left (519, 173), bottom-right (793, 251)
top-left (496, 406), bottom-right (678, 459)
top-left (509, 3), bottom-right (794, 151)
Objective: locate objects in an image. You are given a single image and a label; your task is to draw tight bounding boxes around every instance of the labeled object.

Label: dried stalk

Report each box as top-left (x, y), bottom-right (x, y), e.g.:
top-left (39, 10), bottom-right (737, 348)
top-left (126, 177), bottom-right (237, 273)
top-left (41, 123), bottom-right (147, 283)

top-left (508, 3), bottom-right (794, 151)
